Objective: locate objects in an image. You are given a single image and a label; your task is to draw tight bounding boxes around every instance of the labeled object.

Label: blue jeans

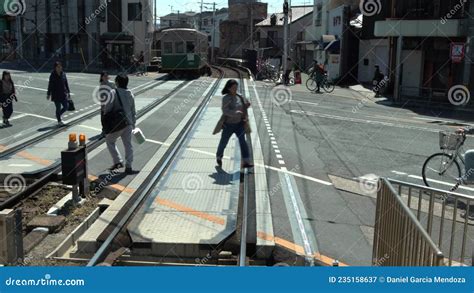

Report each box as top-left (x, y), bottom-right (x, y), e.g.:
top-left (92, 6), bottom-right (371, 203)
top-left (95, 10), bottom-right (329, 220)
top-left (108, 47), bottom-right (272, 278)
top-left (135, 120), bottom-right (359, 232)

top-left (216, 122), bottom-right (250, 162)
top-left (54, 99), bottom-right (68, 122)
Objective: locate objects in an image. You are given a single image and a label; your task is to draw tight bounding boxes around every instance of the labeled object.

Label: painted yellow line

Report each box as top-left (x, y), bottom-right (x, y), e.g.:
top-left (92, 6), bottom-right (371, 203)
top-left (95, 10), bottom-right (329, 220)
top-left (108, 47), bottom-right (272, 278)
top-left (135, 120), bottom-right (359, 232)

top-left (257, 231), bottom-right (348, 266)
top-left (88, 175), bottom-right (136, 194)
top-left (16, 151), bottom-right (53, 166)
top-left (0, 144), bottom-right (53, 166)
top-left (155, 197), bottom-right (226, 226)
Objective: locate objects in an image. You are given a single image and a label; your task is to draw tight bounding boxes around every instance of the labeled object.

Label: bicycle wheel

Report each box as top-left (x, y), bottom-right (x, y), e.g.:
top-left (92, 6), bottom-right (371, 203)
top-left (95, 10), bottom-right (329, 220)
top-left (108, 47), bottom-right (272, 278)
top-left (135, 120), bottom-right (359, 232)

top-left (422, 153), bottom-right (461, 190)
top-left (323, 81), bottom-right (335, 93)
top-left (272, 73), bottom-right (281, 83)
top-left (306, 78), bottom-right (318, 91)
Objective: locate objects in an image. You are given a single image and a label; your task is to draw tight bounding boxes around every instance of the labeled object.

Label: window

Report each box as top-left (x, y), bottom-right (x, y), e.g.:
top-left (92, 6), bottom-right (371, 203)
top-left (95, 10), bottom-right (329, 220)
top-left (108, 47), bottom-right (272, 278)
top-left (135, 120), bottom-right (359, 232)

top-left (164, 42), bottom-right (173, 54)
top-left (204, 19), bottom-right (208, 26)
top-left (297, 31), bottom-right (303, 41)
top-left (128, 3), bottom-right (142, 21)
top-left (315, 5), bottom-right (322, 26)
top-left (175, 42), bottom-right (184, 53)
top-left (186, 41), bottom-right (195, 53)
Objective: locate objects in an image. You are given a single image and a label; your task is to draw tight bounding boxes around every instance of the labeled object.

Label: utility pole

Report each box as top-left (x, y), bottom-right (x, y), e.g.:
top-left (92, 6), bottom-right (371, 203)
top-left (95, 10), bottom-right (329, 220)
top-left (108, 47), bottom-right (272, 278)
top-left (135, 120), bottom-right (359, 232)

top-left (249, 2), bottom-right (253, 49)
top-left (463, 0), bottom-right (474, 89)
top-left (211, 2), bottom-right (216, 63)
top-left (283, 0), bottom-right (289, 80)
top-left (200, 0), bottom-right (203, 30)
top-left (16, 15), bottom-right (23, 59)
top-left (154, 0), bottom-right (157, 30)
top-left (64, 0), bottom-right (70, 68)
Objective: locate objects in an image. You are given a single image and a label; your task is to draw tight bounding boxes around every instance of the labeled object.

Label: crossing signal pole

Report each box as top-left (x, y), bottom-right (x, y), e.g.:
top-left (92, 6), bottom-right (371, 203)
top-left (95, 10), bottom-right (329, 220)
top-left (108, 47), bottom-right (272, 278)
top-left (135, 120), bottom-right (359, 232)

top-left (283, 0), bottom-right (289, 82)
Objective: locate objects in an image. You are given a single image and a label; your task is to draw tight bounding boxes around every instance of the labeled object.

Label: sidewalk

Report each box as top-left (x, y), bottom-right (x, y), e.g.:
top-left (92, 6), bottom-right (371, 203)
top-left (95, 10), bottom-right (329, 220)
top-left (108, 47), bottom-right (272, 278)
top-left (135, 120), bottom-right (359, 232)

top-left (282, 72), bottom-right (474, 116)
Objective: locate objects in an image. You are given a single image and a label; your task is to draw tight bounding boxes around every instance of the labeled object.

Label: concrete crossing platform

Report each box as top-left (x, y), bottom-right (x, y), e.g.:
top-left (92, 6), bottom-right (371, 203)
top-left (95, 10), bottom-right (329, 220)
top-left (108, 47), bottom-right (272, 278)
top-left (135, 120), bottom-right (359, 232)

top-left (128, 104), bottom-right (242, 258)
top-left (70, 78), bottom-right (274, 262)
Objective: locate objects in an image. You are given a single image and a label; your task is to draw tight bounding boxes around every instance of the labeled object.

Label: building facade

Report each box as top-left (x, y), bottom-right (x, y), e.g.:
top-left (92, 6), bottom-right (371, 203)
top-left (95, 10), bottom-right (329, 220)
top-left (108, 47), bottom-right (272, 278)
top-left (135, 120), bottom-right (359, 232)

top-left (255, 6), bottom-right (313, 69)
top-left (159, 11), bottom-right (198, 29)
top-left (309, 0), bottom-right (359, 82)
top-left (220, 0), bottom-right (267, 58)
top-left (371, 0), bottom-right (473, 103)
top-left (0, 0), bottom-right (18, 62)
top-left (14, 0), bottom-right (153, 70)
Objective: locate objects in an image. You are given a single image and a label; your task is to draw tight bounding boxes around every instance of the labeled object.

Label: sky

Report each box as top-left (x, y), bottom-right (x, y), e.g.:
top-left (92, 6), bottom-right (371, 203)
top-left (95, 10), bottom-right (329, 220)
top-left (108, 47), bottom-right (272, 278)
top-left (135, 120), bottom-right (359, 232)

top-left (155, 0), bottom-right (314, 18)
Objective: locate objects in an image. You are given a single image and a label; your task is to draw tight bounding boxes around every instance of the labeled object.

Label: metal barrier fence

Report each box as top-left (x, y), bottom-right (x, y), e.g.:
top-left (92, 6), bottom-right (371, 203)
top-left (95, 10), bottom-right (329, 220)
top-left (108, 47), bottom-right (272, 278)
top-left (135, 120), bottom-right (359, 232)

top-left (374, 178), bottom-right (474, 266)
top-left (373, 178), bottom-right (444, 266)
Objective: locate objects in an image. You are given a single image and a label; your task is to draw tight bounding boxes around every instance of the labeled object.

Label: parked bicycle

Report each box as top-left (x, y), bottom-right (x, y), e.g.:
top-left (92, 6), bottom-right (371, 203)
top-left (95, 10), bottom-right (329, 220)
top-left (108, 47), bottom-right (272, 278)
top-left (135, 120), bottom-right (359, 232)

top-left (136, 62), bottom-right (148, 76)
top-left (306, 73), bottom-right (335, 93)
top-left (256, 63), bottom-right (279, 83)
top-left (422, 131), bottom-right (468, 192)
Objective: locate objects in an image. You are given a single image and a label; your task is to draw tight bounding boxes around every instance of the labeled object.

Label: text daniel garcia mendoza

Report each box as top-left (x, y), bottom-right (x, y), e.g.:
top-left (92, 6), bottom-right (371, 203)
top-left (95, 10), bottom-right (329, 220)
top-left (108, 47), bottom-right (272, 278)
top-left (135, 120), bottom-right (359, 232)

top-left (386, 276), bottom-right (466, 283)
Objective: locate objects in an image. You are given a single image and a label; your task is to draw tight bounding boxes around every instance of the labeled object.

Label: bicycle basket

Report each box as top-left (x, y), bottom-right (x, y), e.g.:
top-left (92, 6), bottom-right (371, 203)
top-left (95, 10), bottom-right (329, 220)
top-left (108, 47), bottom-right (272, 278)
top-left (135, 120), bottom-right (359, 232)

top-left (439, 131), bottom-right (462, 150)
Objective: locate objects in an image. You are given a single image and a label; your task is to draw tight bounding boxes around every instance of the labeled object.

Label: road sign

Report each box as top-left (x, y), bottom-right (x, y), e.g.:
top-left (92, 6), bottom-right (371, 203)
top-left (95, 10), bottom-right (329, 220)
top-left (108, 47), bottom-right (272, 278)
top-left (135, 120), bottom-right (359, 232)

top-left (450, 43), bottom-right (465, 63)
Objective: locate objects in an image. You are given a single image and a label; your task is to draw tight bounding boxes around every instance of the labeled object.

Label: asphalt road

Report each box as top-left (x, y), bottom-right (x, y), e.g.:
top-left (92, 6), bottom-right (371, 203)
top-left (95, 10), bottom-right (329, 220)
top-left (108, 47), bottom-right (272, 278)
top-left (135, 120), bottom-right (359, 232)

top-left (0, 69), bottom-right (163, 147)
top-left (248, 79), bottom-right (474, 265)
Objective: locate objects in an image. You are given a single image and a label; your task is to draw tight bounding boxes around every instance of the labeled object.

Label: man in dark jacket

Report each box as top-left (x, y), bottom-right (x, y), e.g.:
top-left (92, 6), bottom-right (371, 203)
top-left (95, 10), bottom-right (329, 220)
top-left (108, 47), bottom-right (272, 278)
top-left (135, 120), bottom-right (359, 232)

top-left (47, 62), bottom-right (71, 126)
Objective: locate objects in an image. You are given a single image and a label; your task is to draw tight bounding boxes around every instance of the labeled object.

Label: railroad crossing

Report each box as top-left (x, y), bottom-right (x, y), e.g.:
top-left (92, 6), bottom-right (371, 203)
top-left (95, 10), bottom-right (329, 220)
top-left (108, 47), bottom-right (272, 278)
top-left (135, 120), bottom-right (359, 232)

top-left (0, 66), bottom-right (472, 267)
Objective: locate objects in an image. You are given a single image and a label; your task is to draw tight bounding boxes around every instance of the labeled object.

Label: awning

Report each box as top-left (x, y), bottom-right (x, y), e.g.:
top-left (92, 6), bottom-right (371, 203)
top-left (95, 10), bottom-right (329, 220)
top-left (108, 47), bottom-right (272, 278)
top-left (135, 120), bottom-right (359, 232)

top-left (315, 35), bottom-right (337, 50)
top-left (295, 40), bottom-right (318, 50)
top-left (324, 39), bottom-right (340, 52)
top-left (101, 33), bottom-right (134, 44)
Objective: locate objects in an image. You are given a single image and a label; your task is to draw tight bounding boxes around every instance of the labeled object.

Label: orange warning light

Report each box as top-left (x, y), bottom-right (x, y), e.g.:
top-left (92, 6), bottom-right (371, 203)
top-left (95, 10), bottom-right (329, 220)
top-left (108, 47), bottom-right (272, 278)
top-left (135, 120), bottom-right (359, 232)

top-left (79, 134), bottom-right (86, 144)
top-left (69, 133), bottom-right (77, 142)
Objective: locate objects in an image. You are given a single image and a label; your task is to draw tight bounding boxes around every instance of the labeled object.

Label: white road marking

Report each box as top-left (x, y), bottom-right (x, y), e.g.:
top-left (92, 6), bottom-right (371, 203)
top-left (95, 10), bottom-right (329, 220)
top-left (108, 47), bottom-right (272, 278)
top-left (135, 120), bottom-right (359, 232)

top-left (391, 170), bottom-right (407, 175)
top-left (293, 100), bottom-right (319, 106)
top-left (291, 109), bottom-right (439, 132)
top-left (15, 84), bottom-right (75, 96)
top-left (9, 164), bottom-right (32, 167)
top-left (16, 85), bottom-right (47, 92)
top-left (409, 174), bottom-right (474, 192)
top-left (391, 170), bottom-right (474, 192)
top-left (13, 112), bottom-right (56, 121)
top-left (78, 125), bottom-right (101, 131)
top-left (278, 160), bottom-right (286, 165)
top-left (146, 138), bottom-right (333, 186)
top-left (9, 114), bottom-right (27, 121)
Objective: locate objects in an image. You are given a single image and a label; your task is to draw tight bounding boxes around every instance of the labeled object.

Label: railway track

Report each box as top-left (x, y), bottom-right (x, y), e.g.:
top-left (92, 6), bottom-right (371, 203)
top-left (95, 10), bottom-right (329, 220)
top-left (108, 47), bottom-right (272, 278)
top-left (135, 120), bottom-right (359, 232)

top-left (0, 76), bottom-right (169, 159)
top-left (87, 65), bottom-right (255, 267)
top-left (0, 77), bottom-right (192, 210)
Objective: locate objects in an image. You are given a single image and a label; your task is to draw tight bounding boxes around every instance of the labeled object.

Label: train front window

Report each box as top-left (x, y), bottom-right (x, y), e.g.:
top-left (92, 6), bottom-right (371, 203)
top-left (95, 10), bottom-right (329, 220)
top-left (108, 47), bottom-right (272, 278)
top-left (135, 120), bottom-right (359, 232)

top-left (176, 42), bottom-right (184, 54)
top-left (164, 42), bottom-right (173, 54)
top-left (186, 41), bottom-right (195, 53)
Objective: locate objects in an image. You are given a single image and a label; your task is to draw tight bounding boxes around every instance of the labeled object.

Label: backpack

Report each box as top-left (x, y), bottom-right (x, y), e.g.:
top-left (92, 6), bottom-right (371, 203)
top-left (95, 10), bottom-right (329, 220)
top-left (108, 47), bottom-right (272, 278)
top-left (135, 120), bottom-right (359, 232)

top-left (103, 90), bottom-right (129, 134)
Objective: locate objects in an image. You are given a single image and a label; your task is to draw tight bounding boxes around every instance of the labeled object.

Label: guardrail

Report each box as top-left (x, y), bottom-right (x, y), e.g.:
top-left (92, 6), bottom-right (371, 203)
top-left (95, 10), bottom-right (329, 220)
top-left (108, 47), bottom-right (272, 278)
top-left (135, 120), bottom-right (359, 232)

top-left (373, 178), bottom-right (444, 266)
top-left (374, 178), bottom-right (473, 266)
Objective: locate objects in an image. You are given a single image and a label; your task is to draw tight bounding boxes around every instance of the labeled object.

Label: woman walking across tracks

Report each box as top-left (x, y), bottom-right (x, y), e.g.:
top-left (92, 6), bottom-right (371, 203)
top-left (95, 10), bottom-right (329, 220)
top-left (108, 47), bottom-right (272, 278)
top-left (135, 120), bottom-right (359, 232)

top-left (213, 79), bottom-right (253, 169)
top-left (47, 62), bottom-right (71, 126)
top-left (0, 71), bottom-right (17, 127)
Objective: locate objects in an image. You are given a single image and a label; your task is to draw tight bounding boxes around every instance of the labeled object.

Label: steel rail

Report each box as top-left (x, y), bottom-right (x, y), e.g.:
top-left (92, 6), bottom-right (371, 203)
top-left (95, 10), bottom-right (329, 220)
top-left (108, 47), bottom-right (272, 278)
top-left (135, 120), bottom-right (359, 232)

top-left (87, 69), bottom-right (225, 266)
top-left (0, 76), bottom-right (169, 160)
top-left (0, 79), bottom-right (191, 210)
